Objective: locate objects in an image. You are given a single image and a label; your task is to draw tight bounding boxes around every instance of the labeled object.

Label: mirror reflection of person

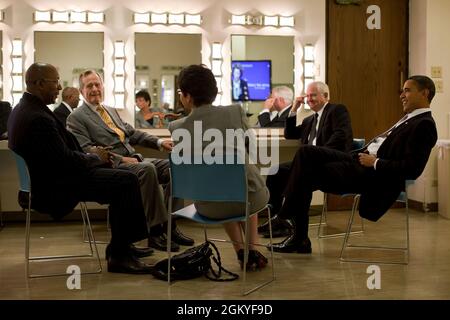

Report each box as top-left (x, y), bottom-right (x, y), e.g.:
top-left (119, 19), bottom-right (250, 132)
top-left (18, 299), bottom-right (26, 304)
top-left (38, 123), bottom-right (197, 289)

top-left (135, 90), bottom-right (183, 128)
top-left (135, 90), bottom-right (165, 128)
top-left (53, 87), bottom-right (80, 126)
top-left (232, 64), bottom-right (249, 101)
top-left (256, 86), bottom-right (293, 128)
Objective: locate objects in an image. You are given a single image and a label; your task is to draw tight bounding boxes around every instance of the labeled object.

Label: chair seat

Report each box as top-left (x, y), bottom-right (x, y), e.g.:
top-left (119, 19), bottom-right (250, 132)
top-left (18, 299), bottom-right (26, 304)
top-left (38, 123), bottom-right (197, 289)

top-left (172, 204), bottom-right (247, 225)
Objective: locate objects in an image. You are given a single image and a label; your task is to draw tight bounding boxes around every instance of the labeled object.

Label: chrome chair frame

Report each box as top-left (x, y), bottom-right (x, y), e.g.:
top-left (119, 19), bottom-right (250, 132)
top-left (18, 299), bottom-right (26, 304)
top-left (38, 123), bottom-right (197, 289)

top-left (13, 152), bottom-right (102, 278)
top-left (83, 206), bottom-right (110, 245)
top-left (339, 181), bottom-right (412, 265)
top-left (167, 156), bottom-right (275, 296)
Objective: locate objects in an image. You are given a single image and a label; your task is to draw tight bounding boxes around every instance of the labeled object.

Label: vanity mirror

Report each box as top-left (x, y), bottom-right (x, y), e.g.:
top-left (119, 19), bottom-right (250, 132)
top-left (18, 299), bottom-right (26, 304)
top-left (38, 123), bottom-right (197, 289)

top-left (34, 31), bottom-right (104, 108)
top-left (231, 35), bottom-right (294, 126)
top-left (134, 33), bottom-right (201, 128)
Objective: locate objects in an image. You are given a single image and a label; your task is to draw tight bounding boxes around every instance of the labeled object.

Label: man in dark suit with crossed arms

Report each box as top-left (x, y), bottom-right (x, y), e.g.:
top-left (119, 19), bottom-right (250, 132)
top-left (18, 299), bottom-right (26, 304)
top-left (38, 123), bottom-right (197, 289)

top-left (8, 63), bottom-right (153, 274)
top-left (259, 81), bottom-right (353, 239)
top-left (271, 75), bottom-right (438, 253)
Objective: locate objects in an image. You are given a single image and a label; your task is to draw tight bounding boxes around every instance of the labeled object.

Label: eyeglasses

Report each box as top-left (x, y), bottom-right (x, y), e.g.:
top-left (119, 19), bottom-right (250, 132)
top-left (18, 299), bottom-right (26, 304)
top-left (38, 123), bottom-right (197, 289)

top-left (38, 78), bottom-right (61, 86)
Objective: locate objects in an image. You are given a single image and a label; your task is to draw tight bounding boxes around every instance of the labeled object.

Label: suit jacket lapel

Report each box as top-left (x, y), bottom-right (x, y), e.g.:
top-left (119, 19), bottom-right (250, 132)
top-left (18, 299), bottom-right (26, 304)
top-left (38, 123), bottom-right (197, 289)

top-left (315, 104), bottom-right (330, 143)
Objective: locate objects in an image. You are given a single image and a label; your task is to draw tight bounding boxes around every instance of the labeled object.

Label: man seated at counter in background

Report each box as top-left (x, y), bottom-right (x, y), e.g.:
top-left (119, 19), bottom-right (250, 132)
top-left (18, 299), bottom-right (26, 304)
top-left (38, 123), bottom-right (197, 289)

top-left (259, 81), bottom-right (353, 240)
top-left (53, 87), bottom-right (80, 126)
top-left (256, 86), bottom-right (293, 128)
top-left (66, 70), bottom-right (194, 251)
top-left (8, 63), bottom-right (153, 274)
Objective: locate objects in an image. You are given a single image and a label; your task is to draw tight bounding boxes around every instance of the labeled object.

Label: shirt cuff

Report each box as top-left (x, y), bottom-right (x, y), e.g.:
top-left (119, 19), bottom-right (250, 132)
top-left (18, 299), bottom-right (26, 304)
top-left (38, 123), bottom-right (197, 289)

top-left (259, 109), bottom-right (270, 115)
top-left (288, 111), bottom-right (297, 118)
top-left (374, 158), bottom-right (379, 170)
top-left (157, 138), bottom-right (163, 149)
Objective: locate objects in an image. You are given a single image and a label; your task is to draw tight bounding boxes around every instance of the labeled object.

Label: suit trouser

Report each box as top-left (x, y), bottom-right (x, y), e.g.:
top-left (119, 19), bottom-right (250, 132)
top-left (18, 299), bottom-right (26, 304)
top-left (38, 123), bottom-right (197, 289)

top-left (265, 161), bottom-right (293, 215)
top-left (75, 167), bottom-right (148, 246)
top-left (144, 158), bottom-right (184, 212)
top-left (118, 162), bottom-right (167, 228)
top-left (279, 145), bottom-right (368, 239)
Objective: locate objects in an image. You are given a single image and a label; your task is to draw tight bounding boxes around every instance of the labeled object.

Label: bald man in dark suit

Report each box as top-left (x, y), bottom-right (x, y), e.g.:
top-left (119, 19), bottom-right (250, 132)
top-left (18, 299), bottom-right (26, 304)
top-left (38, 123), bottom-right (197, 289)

top-left (8, 63), bottom-right (153, 274)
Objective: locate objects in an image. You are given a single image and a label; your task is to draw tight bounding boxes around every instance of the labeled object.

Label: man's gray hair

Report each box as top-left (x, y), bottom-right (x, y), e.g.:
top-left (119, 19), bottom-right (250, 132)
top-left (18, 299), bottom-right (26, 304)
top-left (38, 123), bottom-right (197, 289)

top-left (309, 81), bottom-right (330, 100)
top-left (272, 86), bottom-right (294, 105)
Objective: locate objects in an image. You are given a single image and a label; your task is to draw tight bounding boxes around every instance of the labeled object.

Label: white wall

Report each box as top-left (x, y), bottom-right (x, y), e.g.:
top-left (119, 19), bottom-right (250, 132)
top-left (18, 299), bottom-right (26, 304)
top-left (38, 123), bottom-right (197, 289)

top-left (409, 0), bottom-right (450, 207)
top-left (0, 0), bottom-right (327, 124)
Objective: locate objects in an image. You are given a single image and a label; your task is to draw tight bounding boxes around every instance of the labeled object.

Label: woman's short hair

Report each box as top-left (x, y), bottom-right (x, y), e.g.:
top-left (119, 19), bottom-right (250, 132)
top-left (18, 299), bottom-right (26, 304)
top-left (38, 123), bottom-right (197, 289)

top-left (135, 90), bottom-right (151, 104)
top-left (178, 64), bottom-right (218, 106)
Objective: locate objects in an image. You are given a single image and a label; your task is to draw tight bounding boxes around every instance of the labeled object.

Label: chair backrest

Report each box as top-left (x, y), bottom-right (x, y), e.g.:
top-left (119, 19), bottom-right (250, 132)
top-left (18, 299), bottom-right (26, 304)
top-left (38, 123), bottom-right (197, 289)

top-left (169, 155), bottom-right (247, 203)
top-left (352, 138), bottom-right (365, 151)
top-left (11, 151), bottom-right (31, 193)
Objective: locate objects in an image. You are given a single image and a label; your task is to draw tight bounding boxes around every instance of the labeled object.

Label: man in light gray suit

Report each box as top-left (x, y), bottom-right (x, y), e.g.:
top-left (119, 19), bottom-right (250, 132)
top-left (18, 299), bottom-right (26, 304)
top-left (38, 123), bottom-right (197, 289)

top-left (67, 70), bottom-right (194, 251)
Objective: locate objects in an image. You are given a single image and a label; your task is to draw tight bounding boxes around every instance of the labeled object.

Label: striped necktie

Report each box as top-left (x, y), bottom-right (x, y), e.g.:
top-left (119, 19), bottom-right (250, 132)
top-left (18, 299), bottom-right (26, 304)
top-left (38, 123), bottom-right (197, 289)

top-left (96, 105), bottom-right (125, 142)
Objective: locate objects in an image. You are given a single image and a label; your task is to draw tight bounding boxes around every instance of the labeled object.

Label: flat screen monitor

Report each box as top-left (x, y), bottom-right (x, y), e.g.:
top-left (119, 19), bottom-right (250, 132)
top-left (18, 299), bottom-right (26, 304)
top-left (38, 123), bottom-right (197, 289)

top-left (231, 60), bottom-right (271, 102)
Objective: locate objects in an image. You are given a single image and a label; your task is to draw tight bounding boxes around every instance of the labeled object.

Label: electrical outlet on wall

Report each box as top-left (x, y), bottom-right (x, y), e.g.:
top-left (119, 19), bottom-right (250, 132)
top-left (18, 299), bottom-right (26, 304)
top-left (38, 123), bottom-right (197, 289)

top-left (431, 66), bottom-right (443, 78)
top-left (435, 80), bottom-right (444, 93)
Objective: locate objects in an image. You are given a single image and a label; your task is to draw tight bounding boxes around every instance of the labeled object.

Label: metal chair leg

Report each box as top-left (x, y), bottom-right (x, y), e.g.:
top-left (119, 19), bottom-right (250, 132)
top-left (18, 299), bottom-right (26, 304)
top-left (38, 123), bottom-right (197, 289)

top-left (26, 199), bottom-right (102, 278)
top-left (318, 193), bottom-right (364, 239)
top-left (340, 192), bottom-right (409, 265)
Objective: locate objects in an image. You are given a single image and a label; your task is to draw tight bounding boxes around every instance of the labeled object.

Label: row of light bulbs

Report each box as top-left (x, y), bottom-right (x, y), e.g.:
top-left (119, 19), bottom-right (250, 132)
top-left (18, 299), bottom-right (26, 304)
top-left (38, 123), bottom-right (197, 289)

top-left (134, 12), bottom-right (202, 25)
top-left (34, 10), bottom-right (105, 23)
top-left (31, 11), bottom-right (295, 27)
top-left (230, 14), bottom-right (295, 27)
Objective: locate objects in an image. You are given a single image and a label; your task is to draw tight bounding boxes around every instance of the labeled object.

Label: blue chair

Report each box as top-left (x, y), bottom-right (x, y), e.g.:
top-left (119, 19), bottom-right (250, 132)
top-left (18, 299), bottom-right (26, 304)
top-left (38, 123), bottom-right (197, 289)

top-left (339, 180), bottom-right (413, 265)
top-left (317, 139), bottom-right (366, 238)
top-left (166, 155), bottom-right (275, 296)
top-left (12, 151), bottom-right (102, 278)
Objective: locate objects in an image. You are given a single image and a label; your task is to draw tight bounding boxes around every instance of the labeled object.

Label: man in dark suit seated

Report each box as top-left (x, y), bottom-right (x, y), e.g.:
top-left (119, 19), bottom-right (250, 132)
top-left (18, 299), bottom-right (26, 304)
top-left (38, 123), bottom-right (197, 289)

top-left (0, 101), bottom-right (12, 140)
top-left (8, 63), bottom-right (153, 274)
top-left (257, 86), bottom-right (293, 128)
top-left (259, 81), bottom-right (353, 238)
top-left (53, 87), bottom-right (80, 126)
top-left (271, 75), bottom-right (438, 254)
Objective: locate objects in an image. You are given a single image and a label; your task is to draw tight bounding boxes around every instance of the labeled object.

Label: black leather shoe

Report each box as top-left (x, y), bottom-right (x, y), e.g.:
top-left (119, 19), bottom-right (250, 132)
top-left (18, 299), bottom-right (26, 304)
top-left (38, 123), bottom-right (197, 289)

top-left (170, 228), bottom-right (194, 246)
top-left (258, 214), bottom-right (281, 233)
top-left (148, 234), bottom-right (180, 252)
top-left (270, 235), bottom-right (312, 254)
top-left (107, 254), bottom-right (154, 274)
top-left (258, 215), bottom-right (294, 234)
top-left (105, 244), bottom-right (154, 260)
top-left (261, 227), bottom-right (293, 238)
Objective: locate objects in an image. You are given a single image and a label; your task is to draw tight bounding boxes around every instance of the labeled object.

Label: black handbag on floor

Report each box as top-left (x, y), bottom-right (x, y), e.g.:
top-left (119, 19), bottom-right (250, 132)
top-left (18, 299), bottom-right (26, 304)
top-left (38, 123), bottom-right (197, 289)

top-left (151, 240), bottom-right (239, 282)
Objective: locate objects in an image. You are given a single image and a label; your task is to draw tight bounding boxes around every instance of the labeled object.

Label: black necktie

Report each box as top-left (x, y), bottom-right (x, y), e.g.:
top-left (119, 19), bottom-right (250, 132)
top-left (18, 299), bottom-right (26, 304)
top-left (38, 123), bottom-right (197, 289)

top-left (308, 113), bottom-right (319, 145)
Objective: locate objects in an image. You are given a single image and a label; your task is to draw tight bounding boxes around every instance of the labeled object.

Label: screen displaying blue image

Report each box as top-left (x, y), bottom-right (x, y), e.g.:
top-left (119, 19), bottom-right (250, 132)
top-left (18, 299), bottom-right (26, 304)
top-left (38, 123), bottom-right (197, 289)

top-left (231, 60), bottom-right (272, 101)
